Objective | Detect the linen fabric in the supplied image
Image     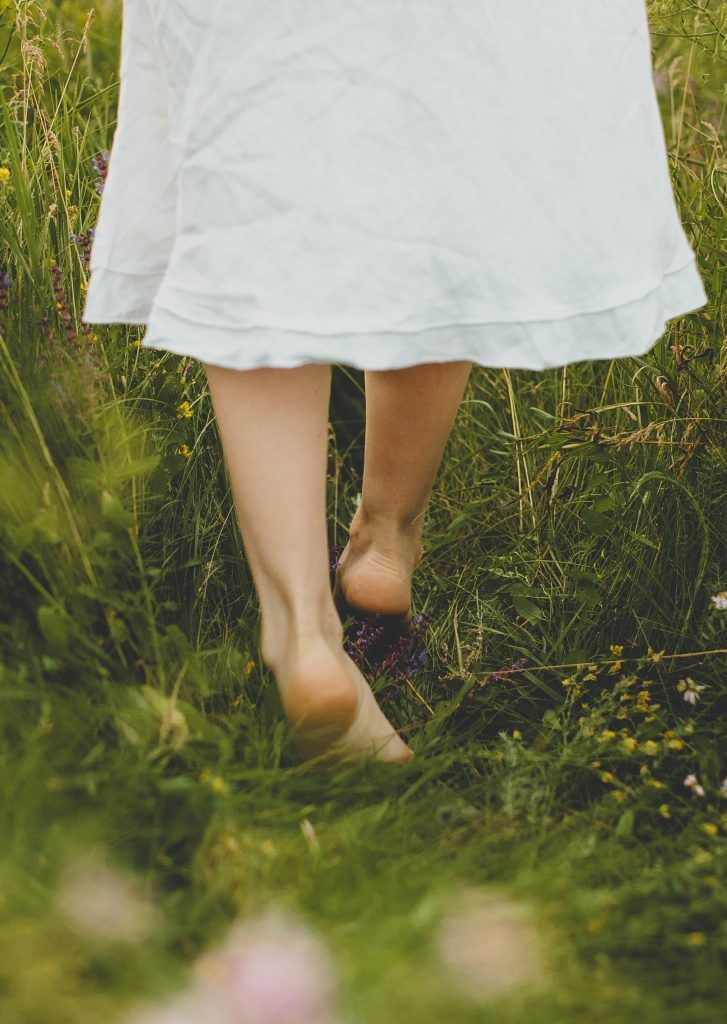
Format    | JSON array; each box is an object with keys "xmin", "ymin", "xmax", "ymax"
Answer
[{"xmin": 82, "ymin": 0, "xmax": 708, "ymax": 371}]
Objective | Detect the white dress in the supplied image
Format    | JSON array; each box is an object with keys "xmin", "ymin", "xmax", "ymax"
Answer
[{"xmin": 82, "ymin": 0, "xmax": 708, "ymax": 372}]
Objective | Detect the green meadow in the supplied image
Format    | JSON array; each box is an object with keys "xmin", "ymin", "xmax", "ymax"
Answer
[{"xmin": 0, "ymin": 2, "xmax": 725, "ymax": 1021}]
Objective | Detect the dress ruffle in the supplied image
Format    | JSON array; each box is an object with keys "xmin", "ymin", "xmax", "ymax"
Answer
[{"xmin": 83, "ymin": 256, "xmax": 707, "ymax": 372}]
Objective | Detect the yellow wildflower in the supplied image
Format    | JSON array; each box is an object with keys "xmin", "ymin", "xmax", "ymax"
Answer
[
  {"xmin": 701, "ymin": 823, "xmax": 718, "ymax": 837},
  {"xmin": 177, "ymin": 444, "xmax": 192, "ymax": 458},
  {"xmin": 667, "ymin": 738, "xmax": 684, "ymax": 751},
  {"xmin": 209, "ymin": 776, "xmax": 228, "ymax": 794},
  {"xmin": 512, "ymin": 729, "xmax": 522, "ymax": 741},
  {"xmin": 641, "ymin": 740, "xmax": 659, "ymax": 756},
  {"xmin": 659, "ymin": 804, "xmax": 671, "ymax": 819},
  {"xmin": 646, "ymin": 779, "xmax": 665, "ymax": 789},
  {"xmin": 0, "ymin": 167, "xmax": 9, "ymax": 183},
  {"xmin": 611, "ymin": 790, "xmax": 627, "ymax": 802},
  {"xmin": 622, "ymin": 737, "xmax": 638, "ymax": 753},
  {"xmin": 561, "ymin": 676, "xmax": 575, "ymax": 687},
  {"xmin": 600, "ymin": 771, "xmax": 615, "ymax": 784},
  {"xmin": 609, "ymin": 644, "xmax": 624, "ymax": 657},
  {"xmin": 686, "ymin": 932, "xmax": 706, "ymax": 948},
  {"xmin": 600, "ymin": 730, "xmax": 616, "ymax": 742},
  {"xmin": 177, "ymin": 400, "xmax": 193, "ymax": 418}
]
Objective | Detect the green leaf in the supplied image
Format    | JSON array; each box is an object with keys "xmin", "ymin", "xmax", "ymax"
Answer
[
  {"xmin": 37, "ymin": 605, "xmax": 69, "ymax": 652},
  {"xmin": 615, "ymin": 808, "xmax": 635, "ymax": 837},
  {"xmin": 511, "ymin": 593, "xmax": 544, "ymax": 622}
]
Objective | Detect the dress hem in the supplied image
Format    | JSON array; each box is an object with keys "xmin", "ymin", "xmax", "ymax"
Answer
[{"xmin": 81, "ymin": 257, "xmax": 708, "ymax": 372}]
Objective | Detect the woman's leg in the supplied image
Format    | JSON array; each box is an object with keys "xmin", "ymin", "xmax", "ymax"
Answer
[
  {"xmin": 336, "ymin": 361, "xmax": 473, "ymax": 615},
  {"xmin": 203, "ymin": 361, "xmax": 412, "ymax": 763}
]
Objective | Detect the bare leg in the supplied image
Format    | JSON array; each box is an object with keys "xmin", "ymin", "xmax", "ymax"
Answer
[
  {"xmin": 337, "ymin": 360, "xmax": 473, "ymax": 615},
  {"xmin": 204, "ymin": 361, "xmax": 412, "ymax": 763}
]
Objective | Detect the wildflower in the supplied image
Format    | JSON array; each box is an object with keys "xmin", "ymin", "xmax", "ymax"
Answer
[
  {"xmin": 177, "ymin": 444, "xmax": 192, "ymax": 458},
  {"xmin": 512, "ymin": 729, "xmax": 522, "ymax": 741},
  {"xmin": 646, "ymin": 648, "xmax": 666, "ymax": 663},
  {"xmin": 686, "ymin": 932, "xmax": 706, "ymax": 948},
  {"xmin": 0, "ymin": 167, "xmax": 9, "ymax": 183},
  {"xmin": 300, "ymin": 819, "xmax": 319, "ymax": 851},
  {"xmin": 194, "ymin": 909, "xmax": 341, "ymax": 1024},
  {"xmin": 677, "ymin": 677, "xmax": 707, "ymax": 706},
  {"xmin": 641, "ymin": 740, "xmax": 659, "ymax": 756},
  {"xmin": 0, "ymin": 266, "xmax": 9, "ymax": 320},
  {"xmin": 646, "ymin": 779, "xmax": 665, "ymax": 789},
  {"xmin": 683, "ymin": 774, "xmax": 706, "ymax": 797},
  {"xmin": 436, "ymin": 888, "xmax": 545, "ymax": 1001},
  {"xmin": 621, "ymin": 737, "xmax": 638, "ymax": 753},
  {"xmin": 209, "ymin": 776, "xmax": 228, "ymax": 794},
  {"xmin": 91, "ymin": 150, "xmax": 109, "ymax": 193},
  {"xmin": 611, "ymin": 790, "xmax": 627, "ymax": 802},
  {"xmin": 668, "ymin": 738, "xmax": 685, "ymax": 751},
  {"xmin": 70, "ymin": 226, "xmax": 95, "ymax": 265},
  {"xmin": 609, "ymin": 644, "xmax": 624, "ymax": 657},
  {"xmin": 56, "ymin": 856, "xmax": 158, "ymax": 943},
  {"xmin": 177, "ymin": 400, "xmax": 193, "ymax": 418},
  {"xmin": 481, "ymin": 657, "xmax": 528, "ymax": 686},
  {"xmin": 701, "ymin": 823, "xmax": 718, "ymax": 837},
  {"xmin": 599, "ymin": 730, "xmax": 616, "ymax": 742},
  {"xmin": 659, "ymin": 804, "xmax": 671, "ymax": 819},
  {"xmin": 561, "ymin": 676, "xmax": 575, "ymax": 688},
  {"xmin": 600, "ymin": 771, "xmax": 615, "ymax": 784},
  {"xmin": 710, "ymin": 592, "xmax": 727, "ymax": 611}
]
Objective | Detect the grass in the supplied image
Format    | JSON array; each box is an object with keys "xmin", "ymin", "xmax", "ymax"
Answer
[{"xmin": 0, "ymin": 1, "xmax": 726, "ymax": 1021}]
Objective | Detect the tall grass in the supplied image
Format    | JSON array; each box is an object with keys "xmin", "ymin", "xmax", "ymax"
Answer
[{"xmin": 0, "ymin": 2, "xmax": 725, "ymax": 1022}]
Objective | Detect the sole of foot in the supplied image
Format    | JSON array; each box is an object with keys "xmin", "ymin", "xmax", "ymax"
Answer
[{"xmin": 278, "ymin": 635, "xmax": 413, "ymax": 765}]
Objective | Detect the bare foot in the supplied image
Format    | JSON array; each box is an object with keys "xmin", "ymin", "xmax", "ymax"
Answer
[
  {"xmin": 264, "ymin": 631, "xmax": 413, "ymax": 764},
  {"xmin": 335, "ymin": 509, "xmax": 423, "ymax": 618}
]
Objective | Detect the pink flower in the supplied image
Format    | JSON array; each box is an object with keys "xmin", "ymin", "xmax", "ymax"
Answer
[
  {"xmin": 194, "ymin": 910, "xmax": 341, "ymax": 1024},
  {"xmin": 122, "ymin": 991, "xmax": 228, "ymax": 1024}
]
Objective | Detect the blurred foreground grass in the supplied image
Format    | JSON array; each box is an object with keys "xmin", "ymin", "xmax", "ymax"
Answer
[{"xmin": 0, "ymin": 2, "xmax": 726, "ymax": 1022}]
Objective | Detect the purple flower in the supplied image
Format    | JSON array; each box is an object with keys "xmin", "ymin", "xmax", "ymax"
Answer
[
  {"xmin": 70, "ymin": 226, "xmax": 95, "ymax": 264},
  {"xmin": 91, "ymin": 149, "xmax": 109, "ymax": 193}
]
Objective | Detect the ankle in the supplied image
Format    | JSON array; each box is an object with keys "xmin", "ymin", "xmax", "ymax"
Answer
[
  {"xmin": 259, "ymin": 593, "xmax": 343, "ymax": 671},
  {"xmin": 348, "ymin": 504, "xmax": 424, "ymax": 566}
]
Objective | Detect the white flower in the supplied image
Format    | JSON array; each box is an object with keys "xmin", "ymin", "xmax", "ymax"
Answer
[
  {"xmin": 436, "ymin": 888, "xmax": 546, "ymax": 1002},
  {"xmin": 56, "ymin": 855, "xmax": 158, "ymax": 944},
  {"xmin": 710, "ymin": 592, "xmax": 727, "ymax": 611},
  {"xmin": 683, "ymin": 774, "xmax": 706, "ymax": 797},
  {"xmin": 676, "ymin": 677, "xmax": 706, "ymax": 705}
]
